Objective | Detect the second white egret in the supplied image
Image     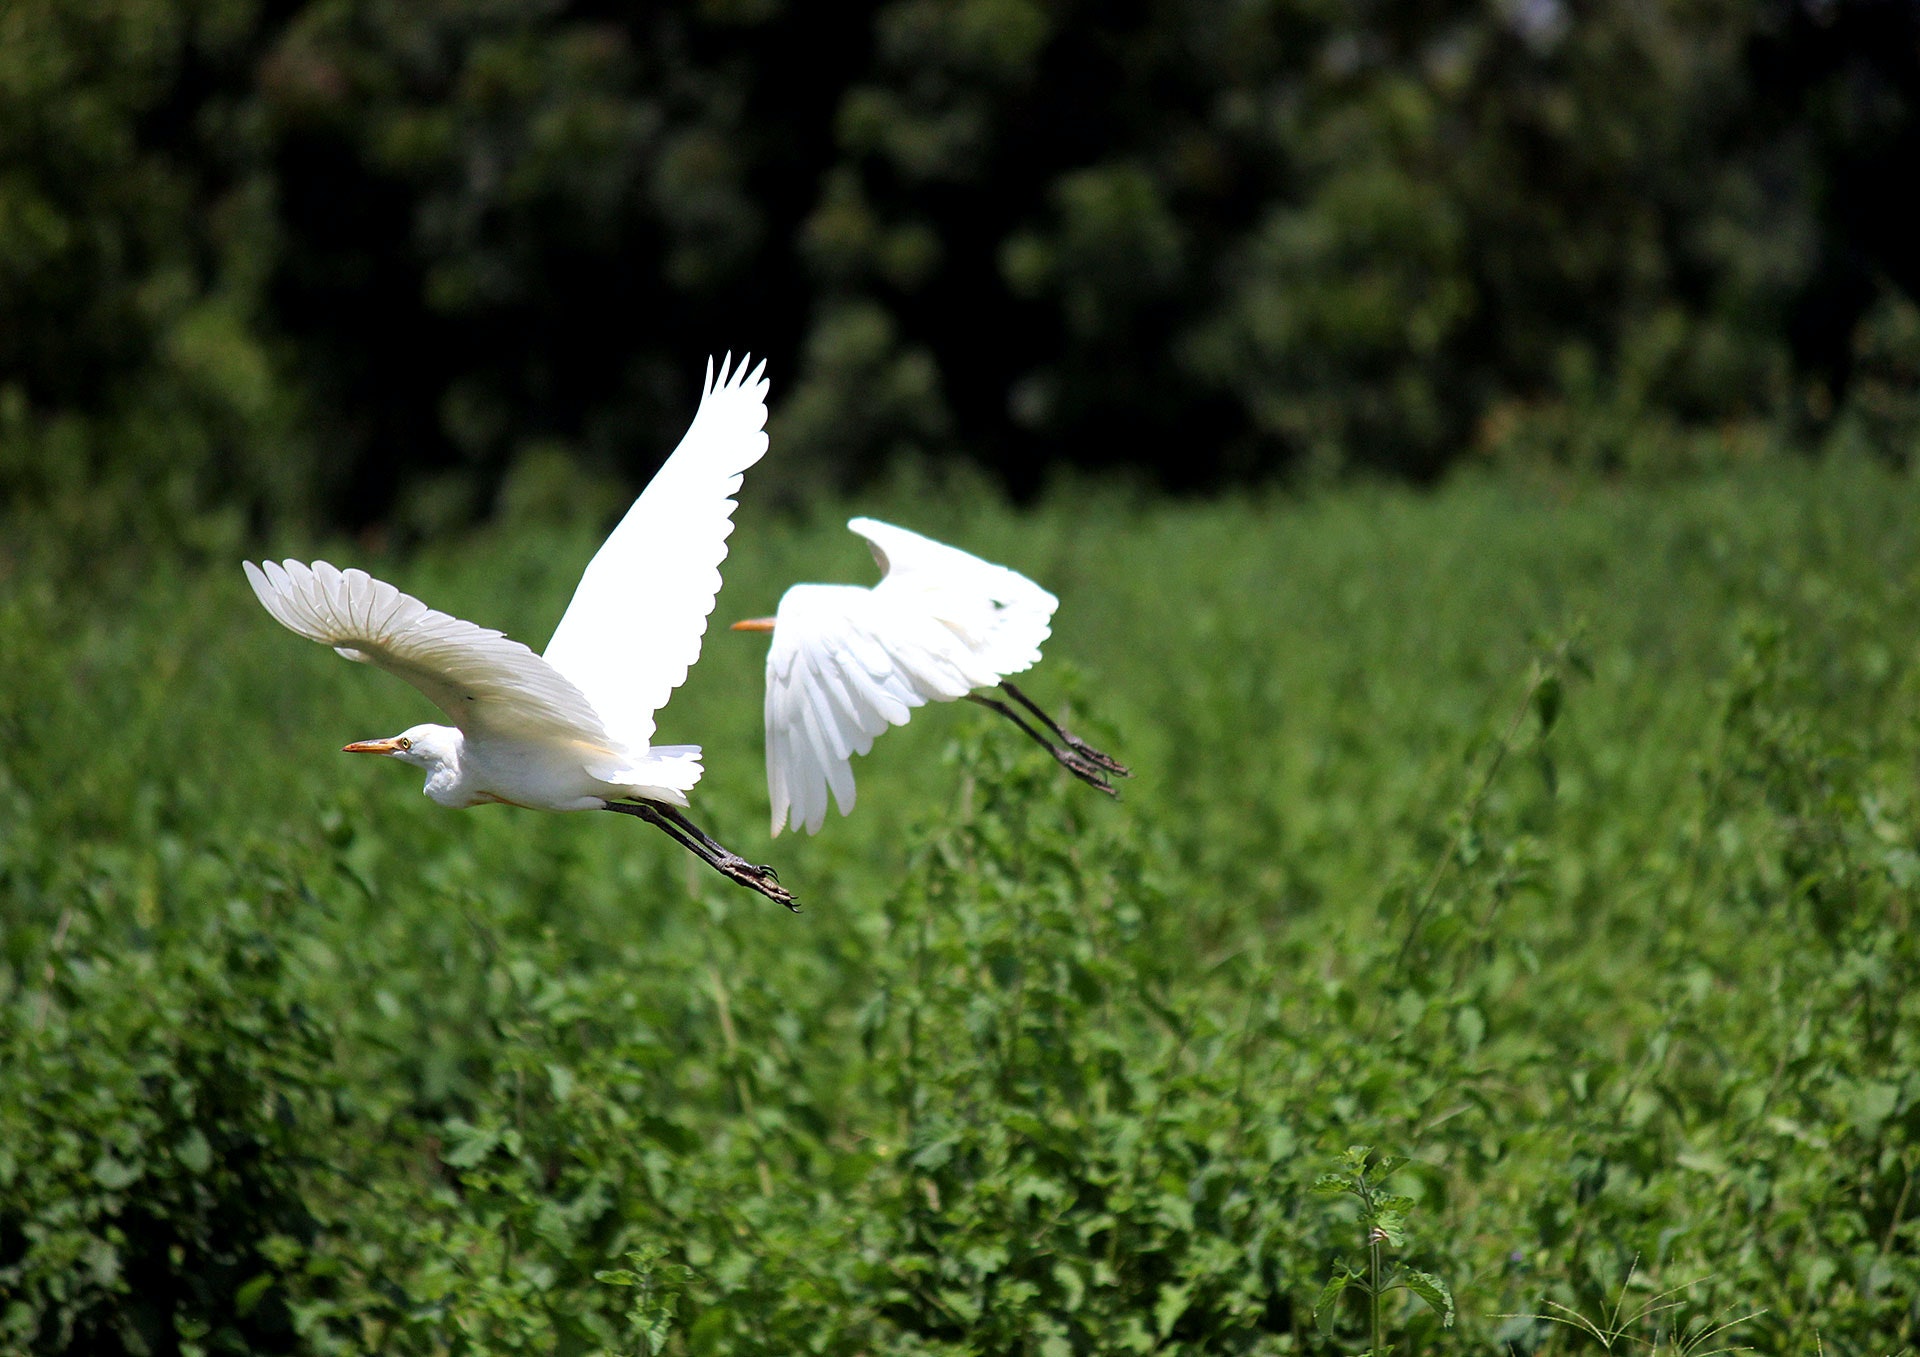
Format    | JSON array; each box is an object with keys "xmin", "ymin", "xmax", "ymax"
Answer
[{"xmin": 731, "ymin": 517, "xmax": 1130, "ymax": 835}]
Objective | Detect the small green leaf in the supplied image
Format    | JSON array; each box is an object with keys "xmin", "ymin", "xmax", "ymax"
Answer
[
  {"xmin": 1314, "ymin": 1267, "xmax": 1352, "ymax": 1331},
  {"xmin": 234, "ymin": 1274, "xmax": 274, "ymax": 1316},
  {"xmin": 910, "ymin": 1134, "xmax": 957, "ymax": 1171},
  {"xmin": 1154, "ymin": 1281, "xmax": 1192, "ymax": 1338},
  {"xmin": 91, "ymin": 1153, "xmax": 140, "ymax": 1190},
  {"xmin": 174, "ymin": 1128, "xmax": 211, "ymax": 1175},
  {"xmin": 1053, "ymin": 1261, "xmax": 1085, "ymax": 1311},
  {"xmin": 440, "ymin": 1120, "xmax": 498, "ymax": 1169},
  {"xmin": 1402, "ymin": 1268, "xmax": 1455, "ymax": 1326},
  {"xmin": 1372, "ymin": 1194, "xmax": 1413, "ymax": 1246},
  {"xmin": 1455, "ymin": 1004, "xmax": 1486, "ymax": 1051},
  {"xmin": 1844, "ymin": 1078, "xmax": 1900, "ymax": 1131},
  {"xmin": 1534, "ymin": 671, "xmax": 1563, "ymax": 735}
]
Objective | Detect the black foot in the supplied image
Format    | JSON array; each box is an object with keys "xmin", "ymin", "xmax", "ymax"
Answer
[
  {"xmin": 1055, "ymin": 745, "xmax": 1122, "ymax": 797},
  {"xmin": 975, "ymin": 681, "xmax": 1133, "ymax": 797},
  {"xmin": 605, "ymin": 802, "xmax": 799, "ymax": 911},
  {"xmin": 712, "ymin": 855, "xmax": 797, "ymax": 911},
  {"xmin": 1059, "ymin": 729, "xmax": 1131, "ymax": 781}
]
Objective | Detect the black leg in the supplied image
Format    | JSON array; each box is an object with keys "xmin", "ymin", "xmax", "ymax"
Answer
[
  {"xmin": 612, "ymin": 801, "xmax": 709, "ymax": 858},
  {"xmin": 604, "ymin": 801, "xmax": 798, "ymax": 911},
  {"xmin": 1000, "ymin": 681, "xmax": 1132, "ymax": 778},
  {"xmin": 966, "ymin": 693, "xmax": 1120, "ymax": 797},
  {"xmin": 656, "ymin": 803, "xmax": 776, "ymax": 878}
]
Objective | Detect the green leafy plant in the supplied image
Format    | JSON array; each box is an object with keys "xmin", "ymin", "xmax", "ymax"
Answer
[
  {"xmin": 594, "ymin": 1245, "xmax": 691, "ymax": 1357},
  {"xmin": 1313, "ymin": 1146, "xmax": 1455, "ymax": 1355},
  {"xmin": 6, "ymin": 458, "xmax": 1920, "ymax": 1353}
]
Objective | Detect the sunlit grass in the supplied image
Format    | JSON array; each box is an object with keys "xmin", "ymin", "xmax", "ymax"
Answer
[{"xmin": 3, "ymin": 454, "xmax": 1918, "ymax": 1351}]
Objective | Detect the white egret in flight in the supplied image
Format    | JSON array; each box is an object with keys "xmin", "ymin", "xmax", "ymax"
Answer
[
  {"xmin": 244, "ymin": 355, "xmax": 795, "ymax": 909},
  {"xmin": 731, "ymin": 517, "xmax": 1130, "ymax": 835}
]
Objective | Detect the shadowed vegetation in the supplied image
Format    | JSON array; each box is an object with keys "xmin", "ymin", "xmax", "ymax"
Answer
[{"xmin": 5, "ymin": 0, "xmax": 1920, "ymax": 544}]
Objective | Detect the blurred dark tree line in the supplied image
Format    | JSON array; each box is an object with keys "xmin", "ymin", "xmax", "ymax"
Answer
[{"xmin": 2, "ymin": 0, "xmax": 1918, "ymax": 541}]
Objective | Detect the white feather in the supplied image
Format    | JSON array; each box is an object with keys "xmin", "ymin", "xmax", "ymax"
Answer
[
  {"xmin": 544, "ymin": 354, "xmax": 770, "ymax": 750},
  {"xmin": 244, "ymin": 559, "xmax": 619, "ymax": 755}
]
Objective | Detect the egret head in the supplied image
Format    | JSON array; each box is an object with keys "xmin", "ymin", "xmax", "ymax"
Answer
[{"xmin": 342, "ymin": 723, "xmax": 461, "ymax": 771}]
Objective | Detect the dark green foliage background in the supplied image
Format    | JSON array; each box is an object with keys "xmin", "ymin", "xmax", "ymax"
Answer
[
  {"xmin": 5, "ymin": 458, "xmax": 1920, "ymax": 1352},
  {"xmin": 5, "ymin": 0, "xmax": 1920, "ymax": 540}
]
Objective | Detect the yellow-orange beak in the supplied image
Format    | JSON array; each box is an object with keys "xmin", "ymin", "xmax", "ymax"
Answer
[
  {"xmin": 342, "ymin": 737, "xmax": 406, "ymax": 755},
  {"xmin": 729, "ymin": 617, "xmax": 777, "ymax": 632}
]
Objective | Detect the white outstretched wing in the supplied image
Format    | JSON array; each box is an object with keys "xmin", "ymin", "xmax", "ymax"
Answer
[
  {"xmin": 762, "ymin": 519, "xmax": 1059, "ymax": 835},
  {"xmin": 544, "ymin": 354, "xmax": 771, "ymax": 750},
  {"xmin": 244, "ymin": 559, "xmax": 621, "ymax": 756}
]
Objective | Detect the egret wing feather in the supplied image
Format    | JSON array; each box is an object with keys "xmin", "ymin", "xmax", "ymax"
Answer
[
  {"xmin": 764, "ymin": 587, "xmax": 912, "ymax": 834},
  {"xmin": 851, "ymin": 517, "xmax": 1058, "ymax": 677},
  {"xmin": 244, "ymin": 559, "xmax": 620, "ymax": 755},
  {"xmin": 544, "ymin": 354, "xmax": 771, "ymax": 751}
]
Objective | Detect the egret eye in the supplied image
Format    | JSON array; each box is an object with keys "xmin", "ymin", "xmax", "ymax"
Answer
[{"xmin": 397, "ymin": 736, "xmax": 413, "ymax": 751}]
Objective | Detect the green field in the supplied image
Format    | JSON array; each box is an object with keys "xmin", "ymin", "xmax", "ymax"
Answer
[{"xmin": 4, "ymin": 457, "xmax": 1918, "ymax": 1354}]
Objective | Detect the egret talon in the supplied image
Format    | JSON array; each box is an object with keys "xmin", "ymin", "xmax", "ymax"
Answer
[
  {"xmin": 1063, "ymin": 733, "xmax": 1131, "ymax": 778},
  {"xmin": 1056, "ymin": 750, "xmax": 1120, "ymax": 796}
]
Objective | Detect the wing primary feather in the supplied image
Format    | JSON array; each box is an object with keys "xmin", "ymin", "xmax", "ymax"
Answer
[
  {"xmin": 543, "ymin": 354, "xmax": 772, "ymax": 751},
  {"xmin": 245, "ymin": 558, "xmax": 619, "ymax": 753}
]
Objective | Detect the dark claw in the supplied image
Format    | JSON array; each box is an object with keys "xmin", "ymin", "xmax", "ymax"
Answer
[
  {"xmin": 717, "ymin": 858, "xmax": 797, "ymax": 911},
  {"xmin": 734, "ymin": 860, "xmax": 795, "ymax": 910},
  {"xmin": 748, "ymin": 872, "xmax": 799, "ymax": 911},
  {"xmin": 1065, "ymin": 734, "xmax": 1131, "ymax": 778},
  {"xmin": 721, "ymin": 859, "xmax": 795, "ymax": 910},
  {"xmin": 1056, "ymin": 748, "xmax": 1120, "ymax": 797}
]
